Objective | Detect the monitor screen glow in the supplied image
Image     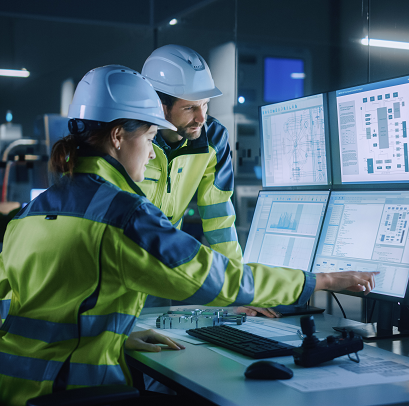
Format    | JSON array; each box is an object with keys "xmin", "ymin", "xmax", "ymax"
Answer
[
  {"xmin": 243, "ymin": 190, "xmax": 329, "ymax": 272},
  {"xmin": 312, "ymin": 190, "xmax": 409, "ymax": 299},
  {"xmin": 335, "ymin": 76, "xmax": 409, "ymax": 185},
  {"xmin": 260, "ymin": 94, "xmax": 329, "ymax": 188}
]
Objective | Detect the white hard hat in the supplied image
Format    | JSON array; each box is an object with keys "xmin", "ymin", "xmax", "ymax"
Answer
[
  {"xmin": 141, "ymin": 44, "xmax": 222, "ymax": 101},
  {"xmin": 68, "ymin": 65, "xmax": 176, "ymax": 131}
]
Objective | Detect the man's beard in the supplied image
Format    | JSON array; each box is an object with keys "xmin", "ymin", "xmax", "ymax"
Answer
[{"xmin": 175, "ymin": 123, "xmax": 203, "ymax": 140}]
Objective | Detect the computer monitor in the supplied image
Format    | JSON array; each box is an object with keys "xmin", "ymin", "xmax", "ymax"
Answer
[
  {"xmin": 312, "ymin": 190, "xmax": 409, "ymax": 338},
  {"xmin": 243, "ymin": 190, "xmax": 329, "ymax": 315},
  {"xmin": 259, "ymin": 93, "xmax": 331, "ymax": 189},
  {"xmin": 244, "ymin": 189, "xmax": 329, "ymax": 269},
  {"xmin": 33, "ymin": 114, "xmax": 70, "ymax": 156},
  {"xmin": 329, "ymin": 75, "xmax": 409, "ymax": 188},
  {"xmin": 264, "ymin": 57, "xmax": 305, "ymax": 103}
]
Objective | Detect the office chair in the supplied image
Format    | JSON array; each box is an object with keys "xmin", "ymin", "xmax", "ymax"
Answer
[{"xmin": 26, "ymin": 385, "xmax": 140, "ymax": 406}]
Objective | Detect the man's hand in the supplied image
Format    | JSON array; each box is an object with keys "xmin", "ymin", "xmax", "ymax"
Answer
[
  {"xmin": 234, "ymin": 306, "xmax": 281, "ymax": 318},
  {"xmin": 315, "ymin": 271, "xmax": 379, "ymax": 295},
  {"xmin": 125, "ymin": 329, "xmax": 186, "ymax": 352}
]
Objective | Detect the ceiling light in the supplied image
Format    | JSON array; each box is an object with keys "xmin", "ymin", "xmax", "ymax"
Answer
[
  {"xmin": 291, "ymin": 73, "xmax": 306, "ymax": 79},
  {"xmin": 169, "ymin": 19, "xmax": 178, "ymax": 26},
  {"xmin": 361, "ymin": 37, "xmax": 409, "ymax": 50},
  {"xmin": 0, "ymin": 68, "xmax": 30, "ymax": 78}
]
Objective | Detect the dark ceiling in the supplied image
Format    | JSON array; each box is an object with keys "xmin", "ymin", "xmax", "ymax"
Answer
[{"xmin": 0, "ymin": 0, "xmax": 217, "ymax": 28}]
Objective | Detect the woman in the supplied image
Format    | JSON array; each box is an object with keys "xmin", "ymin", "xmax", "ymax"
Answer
[{"xmin": 0, "ymin": 65, "xmax": 377, "ymax": 405}]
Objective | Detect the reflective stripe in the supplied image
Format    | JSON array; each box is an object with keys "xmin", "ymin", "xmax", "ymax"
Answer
[
  {"xmin": 125, "ymin": 204, "xmax": 201, "ymax": 268},
  {"xmin": 198, "ymin": 201, "xmax": 234, "ymax": 220},
  {"xmin": 2, "ymin": 313, "xmax": 135, "ymax": 343},
  {"xmin": 84, "ymin": 183, "xmax": 119, "ymax": 222},
  {"xmin": 0, "ymin": 353, "xmax": 126, "ymax": 386},
  {"xmin": 0, "ymin": 299, "xmax": 10, "ymax": 319},
  {"xmin": 0, "ymin": 352, "xmax": 62, "ymax": 381},
  {"xmin": 204, "ymin": 226, "xmax": 238, "ymax": 245},
  {"xmin": 4, "ymin": 316, "xmax": 78, "ymax": 343},
  {"xmin": 80, "ymin": 313, "xmax": 136, "ymax": 337},
  {"xmin": 185, "ymin": 252, "xmax": 228, "ymax": 304},
  {"xmin": 230, "ymin": 265, "xmax": 255, "ymax": 306}
]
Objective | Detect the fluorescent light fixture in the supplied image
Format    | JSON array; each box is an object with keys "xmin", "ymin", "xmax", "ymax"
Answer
[
  {"xmin": 361, "ymin": 37, "xmax": 409, "ymax": 50},
  {"xmin": 0, "ymin": 68, "xmax": 30, "ymax": 78},
  {"xmin": 290, "ymin": 73, "xmax": 306, "ymax": 79},
  {"xmin": 169, "ymin": 18, "xmax": 178, "ymax": 25}
]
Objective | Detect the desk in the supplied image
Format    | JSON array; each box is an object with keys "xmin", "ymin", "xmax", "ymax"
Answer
[{"xmin": 126, "ymin": 306, "xmax": 409, "ymax": 406}]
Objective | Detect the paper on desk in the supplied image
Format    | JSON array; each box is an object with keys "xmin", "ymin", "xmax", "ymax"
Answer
[
  {"xmin": 208, "ymin": 345, "xmax": 409, "ymax": 392},
  {"xmin": 232, "ymin": 318, "xmax": 301, "ymax": 337}
]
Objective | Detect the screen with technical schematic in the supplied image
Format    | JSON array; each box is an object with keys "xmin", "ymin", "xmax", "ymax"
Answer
[
  {"xmin": 312, "ymin": 190, "xmax": 409, "ymax": 299},
  {"xmin": 334, "ymin": 76, "xmax": 409, "ymax": 185},
  {"xmin": 259, "ymin": 93, "xmax": 330, "ymax": 188}
]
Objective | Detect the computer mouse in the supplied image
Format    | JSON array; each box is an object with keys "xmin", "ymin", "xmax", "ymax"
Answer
[{"xmin": 244, "ymin": 360, "xmax": 293, "ymax": 380}]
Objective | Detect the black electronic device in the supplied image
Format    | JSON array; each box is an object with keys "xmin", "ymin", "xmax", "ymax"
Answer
[
  {"xmin": 244, "ymin": 360, "xmax": 293, "ymax": 380},
  {"xmin": 186, "ymin": 325, "xmax": 295, "ymax": 359},
  {"xmin": 271, "ymin": 304, "xmax": 325, "ymax": 317},
  {"xmin": 293, "ymin": 316, "xmax": 364, "ymax": 367}
]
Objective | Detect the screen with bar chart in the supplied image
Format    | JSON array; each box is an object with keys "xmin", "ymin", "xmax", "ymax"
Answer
[{"xmin": 243, "ymin": 190, "xmax": 329, "ymax": 272}]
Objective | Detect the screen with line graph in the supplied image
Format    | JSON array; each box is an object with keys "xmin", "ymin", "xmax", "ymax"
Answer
[
  {"xmin": 259, "ymin": 93, "xmax": 331, "ymax": 188},
  {"xmin": 243, "ymin": 190, "xmax": 329, "ymax": 272}
]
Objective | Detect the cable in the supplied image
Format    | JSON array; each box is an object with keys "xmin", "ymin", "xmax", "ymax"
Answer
[
  {"xmin": 348, "ymin": 352, "xmax": 360, "ymax": 363},
  {"xmin": 331, "ymin": 292, "xmax": 347, "ymax": 319}
]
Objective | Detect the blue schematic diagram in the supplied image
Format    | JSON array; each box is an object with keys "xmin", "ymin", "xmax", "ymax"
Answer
[{"xmin": 269, "ymin": 106, "xmax": 327, "ymax": 184}]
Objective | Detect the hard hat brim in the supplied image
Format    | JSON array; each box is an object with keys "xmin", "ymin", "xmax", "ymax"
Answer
[
  {"xmin": 176, "ymin": 86, "xmax": 223, "ymax": 101},
  {"xmin": 68, "ymin": 104, "xmax": 177, "ymax": 132}
]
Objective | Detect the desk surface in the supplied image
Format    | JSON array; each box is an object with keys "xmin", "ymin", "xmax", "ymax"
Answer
[{"xmin": 127, "ymin": 306, "xmax": 409, "ymax": 406}]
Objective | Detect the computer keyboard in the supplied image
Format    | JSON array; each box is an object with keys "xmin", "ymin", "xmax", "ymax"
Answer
[{"xmin": 186, "ymin": 325, "xmax": 295, "ymax": 359}]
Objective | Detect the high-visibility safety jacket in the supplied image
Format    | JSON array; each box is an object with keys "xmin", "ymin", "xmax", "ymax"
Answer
[
  {"xmin": 0, "ymin": 152, "xmax": 315, "ymax": 405},
  {"xmin": 139, "ymin": 116, "xmax": 242, "ymax": 261}
]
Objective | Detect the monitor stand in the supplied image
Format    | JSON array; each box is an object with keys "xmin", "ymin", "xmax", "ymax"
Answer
[{"xmin": 333, "ymin": 302, "xmax": 409, "ymax": 340}]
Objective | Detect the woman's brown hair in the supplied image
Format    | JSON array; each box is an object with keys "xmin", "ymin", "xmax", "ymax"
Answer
[{"xmin": 48, "ymin": 119, "xmax": 150, "ymax": 179}]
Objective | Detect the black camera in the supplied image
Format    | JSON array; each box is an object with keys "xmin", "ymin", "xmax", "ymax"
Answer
[{"xmin": 293, "ymin": 316, "xmax": 364, "ymax": 367}]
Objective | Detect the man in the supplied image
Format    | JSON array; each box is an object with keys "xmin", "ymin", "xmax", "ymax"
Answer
[{"xmin": 140, "ymin": 44, "xmax": 277, "ymax": 317}]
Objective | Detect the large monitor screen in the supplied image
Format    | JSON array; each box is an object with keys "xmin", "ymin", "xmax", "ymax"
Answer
[
  {"xmin": 260, "ymin": 94, "xmax": 330, "ymax": 188},
  {"xmin": 264, "ymin": 57, "xmax": 304, "ymax": 103},
  {"xmin": 334, "ymin": 76, "xmax": 409, "ymax": 185},
  {"xmin": 312, "ymin": 190, "xmax": 409, "ymax": 300},
  {"xmin": 243, "ymin": 190, "xmax": 329, "ymax": 272}
]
